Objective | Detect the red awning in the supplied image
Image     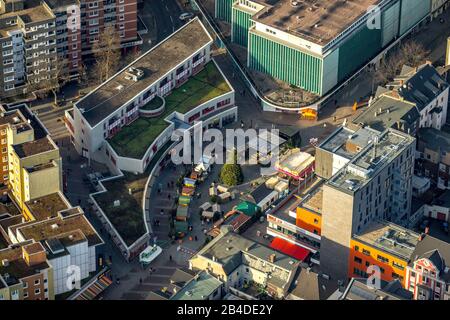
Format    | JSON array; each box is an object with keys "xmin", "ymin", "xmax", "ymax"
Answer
[{"xmin": 270, "ymin": 237, "xmax": 310, "ymax": 261}]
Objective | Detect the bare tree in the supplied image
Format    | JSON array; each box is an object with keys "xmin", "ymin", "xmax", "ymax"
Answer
[
  {"xmin": 29, "ymin": 58, "xmax": 70, "ymax": 106},
  {"xmin": 92, "ymin": 25, "xmax": 122, "ymax": 84},
  {"xmin": 375, "ymin": 40, "xmax": 429, "ymax": 87},
  {"xmin": 399, "ymin": 40, "xmax": 429, "ymax": 68}
]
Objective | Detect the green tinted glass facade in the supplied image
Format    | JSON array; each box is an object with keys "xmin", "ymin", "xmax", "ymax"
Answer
[
  {"xmin": 337, "ymin": 25, "xmax": 382, "ymax": 82},
  {"xmin": 215, "ymin": 0, "xmax": 233, "ymax": 23},
  {"xmin": 231, "ymin": 7, "xmax": 252, "ymax": 47},
  {"xmin": 248, "ymin": 32, "xmax": 323, "ymax": 95}
]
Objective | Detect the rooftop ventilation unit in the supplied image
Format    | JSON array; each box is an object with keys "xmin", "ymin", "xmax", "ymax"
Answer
[{"xmin": 125, "ymin": 67, "xmax": 144, "ymax": 82}]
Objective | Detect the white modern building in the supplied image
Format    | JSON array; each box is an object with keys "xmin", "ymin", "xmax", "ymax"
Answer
[{"xmin": 66, "ymin": 18, "xmax": 237, "ymax": 174}]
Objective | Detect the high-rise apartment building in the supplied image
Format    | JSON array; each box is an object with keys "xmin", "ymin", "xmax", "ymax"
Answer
[
  {"xmin": 0, "ymin": 0, "xmax": 57, "ymax": 99},
  {"xmin": 0, "ymin": 0, "xmax": 140, "ymax": 100},
  {"xmin": 319, "ymin": 128, "xmax": 416, "ymax": 281}
]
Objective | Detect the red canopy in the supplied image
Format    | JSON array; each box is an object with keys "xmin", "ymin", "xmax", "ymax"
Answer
[{"xmin": 270, "ymin": 237, "xmax": 310, "ymax": 261}]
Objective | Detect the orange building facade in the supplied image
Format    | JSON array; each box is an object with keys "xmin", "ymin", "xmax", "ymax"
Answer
[
  {"xmin": 296, "ymin": 206, "xmax": 322, "ymax": 236},
  {"xmin": 348, "ymin": 238, "xmax": 409, "ymax": 285}
]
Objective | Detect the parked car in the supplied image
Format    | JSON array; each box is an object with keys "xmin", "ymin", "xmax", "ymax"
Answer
[{"xmin": 179, "ymin": 12, "xmax": 194, "ymax": 21}]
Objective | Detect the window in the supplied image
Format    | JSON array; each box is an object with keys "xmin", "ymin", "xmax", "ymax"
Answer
[
  {"xmin": 35, "ymin": 289, "xmax": 40, "ymax": 295},
  {"xmin": 354, "ymin": 256, "xmax": 362, "ymax": 264},
  {"xmin": 362, "ymin": 249, "xmax": 371, "ymax": 256},
  {"xmin": 377, "ymin": 255, "xmax": 389, "ymax": 263},
  {"xmin": 392, "ymin": 261, "xmax": 404, "ymax": 270}
]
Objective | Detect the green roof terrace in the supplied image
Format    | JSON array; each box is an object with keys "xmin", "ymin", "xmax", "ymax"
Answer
[{"xmin": 107, "ymin": 61, "xmax": 232, "ymax": 159}]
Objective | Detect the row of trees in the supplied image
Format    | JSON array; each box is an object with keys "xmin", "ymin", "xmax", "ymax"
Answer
[{"xmin": 32, "ymin": 26, "xmax": 141, "ymax": 105}]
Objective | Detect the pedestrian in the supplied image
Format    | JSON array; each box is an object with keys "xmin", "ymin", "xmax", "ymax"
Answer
[
  {"xmin": 169, "ymin": 255, "xmax": 172, "ymax": 261},
  {"xmin": 167, "ymin": 182, "xmax": 170, "ymax": 188},
  {"xmin": 168, "ymin": 194, "xmax": 171, "ymax": 200},
  {"xmin": 194, "ymin": 235, "xmax": 198, "ymax": 241},
  {"xmin": 160, "ymin": 209, "xmax": 164, "ymax": 215},
  {"xmin": 139, "ymin": 278, "xmax": 142, "ymax": 284}
]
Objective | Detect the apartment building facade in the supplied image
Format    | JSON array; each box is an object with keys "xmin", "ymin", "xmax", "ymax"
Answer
[
  {"xmin": 0, "ymin": 0, "xmax": 140, "ymax": 100},
  {"xmin": 0, "ymin": 0, "xmax": 57, "ymax": 99},
  {"xmin": 0, "ymin": 103, "xmax": 63, "ymax": 213},
  {"xmin": 416, "ymin": 128, "xmax": 450, "ymax": 190},
  {"xmin": 0, "ymin": 241, "xmax": 54, "ymax": 300},
  {"xmin": 404, "ymin": 234, "xmax": 450, "ymax": 300},
  {"xmin": 320, "ymin": 129, "xmax": 416, "ymax": 282},
  {"xmin": 79, "ymin": 0, "xmax": 138, "ymax": 55}
]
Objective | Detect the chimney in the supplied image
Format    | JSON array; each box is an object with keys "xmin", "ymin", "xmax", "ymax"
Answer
[{"xmin": 268, "ymin": 254, "xmax": 276, "ymax": 263}]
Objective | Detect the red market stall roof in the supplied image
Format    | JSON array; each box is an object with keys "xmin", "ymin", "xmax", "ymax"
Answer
[{"xmin": 270, "ymin": 237, "xmax": 310, "ymax": 261}]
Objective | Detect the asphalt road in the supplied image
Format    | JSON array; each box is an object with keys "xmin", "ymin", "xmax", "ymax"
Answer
[{"xmin": 144, "ymin": 0, "xmax": 184, "ymax": 42}]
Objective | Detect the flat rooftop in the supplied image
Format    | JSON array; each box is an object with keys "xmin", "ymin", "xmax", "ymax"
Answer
[
  {"xmin": 76, "ymin": 18, "xmax": 213, "ymax": 127},
  {"xmin": 171, "ymin": 271, "xmax": 222, "ymax": 300},
  {"xmin": 0, "ymin": 2, "xmax": 54, "ymax": 24},
  {"xmin": 318, "ymin": 126, "xmax": 378, "ymax": 160},
  {"xmin": 25, "ymin": 192, "xmax": 69, "ymax": 221},
  {"xmin": 17, "ymin": 211, "xmax": 103, "ymax": 247},
  {"xmin": 0, "ymin": 109, "xmax": 33, "ymax": 135},
  {"xmin": 327, "ymin": 129, "xmax": 414, "ymax": 194},
  {"xmin": 107, "ymin": 61, "xmax": 231, "ymax": 159},
  {"xmin": 252, "ymin": 0, "xmax": 383, "ymax": 46},
  {"xmin": 13, "ymin": 136, "xmax": 56, "ymax": 158},
  {"xmin": 92, "ymin": 172, "xmax": 149, "ymax": 246},
  {"xmin": 298, "ymin": 183, "xmax": 323, "ymax": 214},
  {"xmin": 198, "ymin": 229, "xmax": 299, "ymax": 273},
  {"xmin": 353, "ymin": 221, "xmax": 420, "ymax": 260},
  {"xmin": 0, "ymin": 244, "xmax": 50, "ymax": 284},
  {"xmin": 353, "ymin": 95, "xmax": 419, "ymax": 132}
]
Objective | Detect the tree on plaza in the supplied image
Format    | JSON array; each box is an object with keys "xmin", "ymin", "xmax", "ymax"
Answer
[{"xmin": 219, "ymin": 149, "xmax": 243, "ymax": 186}]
